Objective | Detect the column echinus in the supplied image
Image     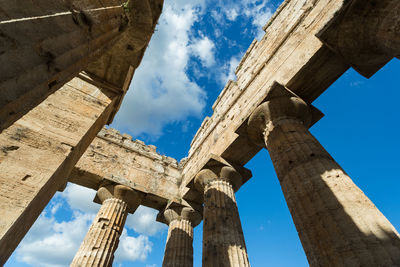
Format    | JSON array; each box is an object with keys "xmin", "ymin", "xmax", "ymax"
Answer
[
  {"xmin": 159, "ymin": 206, "xmax": 202, "ymax": 267},
  {"xmin": 71, "ymin": 184, "xmax": 144, "ymax": 266},
  {"xmin": 195, "ymin": 162, "xmax": 251, "ymax": 267},
  {"xmin": 247, "ymin": 82, "xmax": 400, "ymax": 266}
]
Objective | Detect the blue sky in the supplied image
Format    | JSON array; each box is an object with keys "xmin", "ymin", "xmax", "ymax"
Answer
[{"xmin": 6, "ymin": 0, "xmax": 400, "ymax": 266}]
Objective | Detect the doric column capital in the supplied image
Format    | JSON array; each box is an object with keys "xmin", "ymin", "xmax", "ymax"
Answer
[
  {"xmin": 194, "ymin": 166, "xmax": 243, "ymax": 192},
  {"xmin": 247, "ymin": 83, "xmax": 312, "ymax": 147},
  {"xmin": 161, "ymin": 206, "xmax": 202, "ymax": 227},
  {"xmin": 96, "ymin": 184, "xmax": 144, "ymax": 213}
]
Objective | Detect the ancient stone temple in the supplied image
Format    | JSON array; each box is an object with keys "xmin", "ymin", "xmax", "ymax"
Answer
[{"xmin": 0, "ymin": 0, "xmax": 399, "ymax": 266}]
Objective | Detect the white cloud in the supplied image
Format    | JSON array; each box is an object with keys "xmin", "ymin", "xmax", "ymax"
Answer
[
  {"xmin": 213, "ymin": 0, "xmax": 273, "ymax": 39},
  {"xmin": 63, "ymin": 183, "xmax": 99, "ymax": 214},
  {"xmin": 126, "ymin": 206, "xmax": 166, "ymax": 236},
  {"xmin": 225, "ymin": 8, "xmax": 239, "ymax": 21},
  {"xmin": 219, "ymin": 54, "xmax": 241, "ymax": 85},
  {"xmin": 112, "ymin": 1, "xmax": 207, "ymax": 138},
  {"xmin": 191, "ymin": 36, "xmax": 216, "ymax": 67},
  {"xmin": 15, "ymin": 210, "xmax": 94, "ymax": 267},
  {"xmin": 115, "ymin": 230, "xmax": 152, "ymax": 262},
  {"xmin": 14, "ymin": 184, "xmax": 164, "ymax": 267}
]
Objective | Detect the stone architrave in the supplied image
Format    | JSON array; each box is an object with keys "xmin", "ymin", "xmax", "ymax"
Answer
[
  {"xmin": 71, "ymin": 184, "xmax": 144, "ymax": 266},
  {"xmin": 160, "ymin": 206, "xmax": 202, "ymax": 267},
  {"xmin": 195, "ymin": 166, "xmax": 250, "ymax": 267},
  {"xmin": 0, "ymin": 75, "xmax": 118, "ymax": 265},
  {"xmin": 247, "ymin": 83, "xmax": 400, "ymax": 266},
  {"xmin": 317, "ymin": 0, "xmax": 400, "ymax": 78}
]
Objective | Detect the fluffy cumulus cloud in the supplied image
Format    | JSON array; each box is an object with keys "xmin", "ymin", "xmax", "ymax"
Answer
[
  {"xmin": 126, "ymin": 206, "xmax": 166, "ymax": 236},
  {"xmin": 115, "ymin": 230, "xmax": 152, "ymax": 262},
  {"xmin": 13, "ymin": 184, "xmax": 164, "ymax": 267},
  {"xmin": 15, "ymin": 206, "xmax": 94, "ymax": 267},
  {"xmin": 111, "ymin": 0, "xmax": 273, "ymax": 138},
  {"xmin": 191, "ymin": 35, "xmax": 216, "ymax": 67},
  {"xmin": 112, "ymin": 0, "xmax": 209, "ymax": 138}
]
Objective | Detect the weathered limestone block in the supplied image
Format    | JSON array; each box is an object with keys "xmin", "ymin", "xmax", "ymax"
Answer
[
  {"xmin": 0, "ymin": 0, "xmax": 164, "ymax": 132},
  {"xmin": 317, "ymin": 0, "xmax": 400, "ymax": 77},
  {"xmin": 0, "ymin": 75, "xmax": 118, "ymax": 265},
  {"xmin": 159, "ymin": 206, "xmax": 202, "ymax": 267},
  {"xmin": 247, "ymin": 83, "xmax": 400, "ymax": 266},
  {"xmin": 0, "ymin": 0, "xmax": 125, "ymax": 131},
  {"xmin": 69, "ymin": 127, "xmax": 182, "ymax": 210},
  {"xmin": 71, "ymin": 184, "xmax": 143, "ymax": 266},
  {"xmin": 195, "ymin": 166, "xmax": 250, "ymax": 267},
  {"xmin": 86, "ymin": 0, "xmax": 164, "ymax": 87}
]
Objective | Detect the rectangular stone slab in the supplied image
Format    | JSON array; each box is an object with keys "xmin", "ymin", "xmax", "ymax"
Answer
[
  {"xmin": 0, "ymin": 76, "xmax": 118, "ymax": 265},
  {"xmin": 69, "ymin": 127, "xmax": 182, "ymax": 210}
]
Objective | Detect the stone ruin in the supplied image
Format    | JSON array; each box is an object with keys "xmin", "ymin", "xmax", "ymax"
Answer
[{"xmin": 0, "ymin": 0, "xmax": 399, "ymax": 266}]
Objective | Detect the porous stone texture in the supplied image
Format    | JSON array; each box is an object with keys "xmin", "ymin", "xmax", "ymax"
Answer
[
  {"xmin": 70, "ymin": 127, "xmax": 182, "ymax": 210},
  {"xmin": 71, "ymin": 184, "xmax": 143, "ymax": 266},
  {"xmin": 195, "ymin": 168, "xmax": 250, "ymax": 267},
  {"xmin": 0, "ymin": 0, "xmax": 163, "ymax": 132},
  {"xmin": 247, "ymin": 84, "xmax": 400, "ymax": 266},
  {"xmin": 0, "ymin": 75, "xmax": 118, "ymax": 265},
  {"xmin": 0, "ymin": 0, "xmax": 124, "ymax": 132},
  {"xmin": 163, "ymin": 220, "xmax": 194, "ymax": 267},
  {"xmin": 161, "ymin": 207, "xmax": 201, "ymax": 267},
  {"xmin": 317, "ymin": 0, "xmax": 400, "ymax": 77},
  {"xmin": 71, "ymin": 198, "xmax": 127, "ymax": 267}
]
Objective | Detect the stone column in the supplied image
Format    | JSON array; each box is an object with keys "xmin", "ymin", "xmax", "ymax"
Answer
[
  {"xmin": 195, "ymin": 166, "xmax": 250, "ymax": 267},
  {"xmin": 247, "ymin": 83, "xmax": 400, "ymax": 266},
  {"xmin": 71, "ymin": 184, "xmax": 143, "ymax": 266},
  {"xmin": 160, "ymin": 206, "xmax": 202, "ymax": 267}
]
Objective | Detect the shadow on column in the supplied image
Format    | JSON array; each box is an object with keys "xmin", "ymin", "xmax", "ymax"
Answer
[
  {"xmin": 203, "ymin": 187, "xmax": 249, "ymax": 267},
  {"xmin": 163, "ymin": 227, "xmax": 194, "ymax": 267},
  {"xmin": 276, "ymin": 157, "xmax": 400, "ymax": 266}
]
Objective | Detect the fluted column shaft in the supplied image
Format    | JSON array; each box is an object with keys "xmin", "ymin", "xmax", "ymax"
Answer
[
  {"xmin": 71, "ymin": 197, "xmax": 128, "ymax": 266},
  {"xmin": 163, "ymin": 219, "xmax": 194, "ymax": 267},
  {"xmin": 268, "ymin": 118, "xmax": 400, "ymax": 266},
  {"xmin": 202, "ymin": 178, "xmax": 250, "ymax": 267},
  {"xmin": 248, "ymin": 85, "xmax": 400, "ymax": 266}
]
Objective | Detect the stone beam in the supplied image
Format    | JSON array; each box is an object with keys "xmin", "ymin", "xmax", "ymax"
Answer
[
  {"xmin": 0, "ymin": 0, "xmax": 163, "ymax": 132},
  {"xmin": 0, "ymin": 75, "xmax": 120, "ymax": 265},
  {"xmin": 180, "ymin": 0, "xmax": 399, "ymax": 196},
  {"xmin": 317, "ymin": 0, "xmax": 400, "ymax": 78},
  {"xmin": 69, "ymin": 127, "xmax": 182, "ymax": 210}
]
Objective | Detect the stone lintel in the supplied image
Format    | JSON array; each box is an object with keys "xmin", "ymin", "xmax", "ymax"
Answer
[
  {"xmin": 70, "ymin": 127, "xmax": 182, "ymax": 211},
  {"xmin": 316, "ymin": 0, "xmax": 399, "ymax": 78},
  {"xmin": 92, "ymin": 176, "xmax": 184, "ymax": 212},
  {"xmin": 85, "ymin": 0, "xmax": 164, "ymax": 88}
]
